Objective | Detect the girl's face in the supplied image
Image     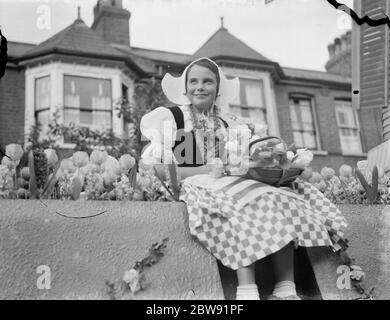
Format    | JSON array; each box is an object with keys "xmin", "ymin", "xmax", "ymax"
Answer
[{"xmin": 186, "ymin": 65, "xmax": 218, "ymax": 111}]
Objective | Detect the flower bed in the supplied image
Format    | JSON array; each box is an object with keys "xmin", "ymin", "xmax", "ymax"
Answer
[{"xmin": 0, "ymin": 144, "xmax": 173, "ymax": 202}]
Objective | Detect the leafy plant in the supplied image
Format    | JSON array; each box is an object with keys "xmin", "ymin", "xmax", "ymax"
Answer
[
  {"xmin": 105, "ymin": 238, "xmax": 169, "ymax": 300},
  {"xmin": 355, "ymin": 165, "xmax": 379, "ymax": 205}
]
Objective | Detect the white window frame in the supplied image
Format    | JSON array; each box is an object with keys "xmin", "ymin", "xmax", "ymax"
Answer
[
  {"xmin": 63, "ymin": 74, "xmax": 113, "ymax": 134},
  {"xmin": 25, "ymin": 62, "xmax": 134, "ymax": 148},
  {"xmin": 221, "ymin": 67, "xmax": 280, "ymax": 137},
  {"xmin": 229, "ymin": 77, "xmax": 267, "ymax": 125},
  {"xmin": 334, "ymin": 99, "xmax": 364, "ymax": 156},
  {"xmin": 288, "ymin": 94, "xmax": 323, "ymax": 152}
]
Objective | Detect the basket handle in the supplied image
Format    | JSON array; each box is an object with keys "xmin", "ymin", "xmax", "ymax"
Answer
[{"xmin": 249, "ymin": 136, "xmax": 287, "ymax": 154}]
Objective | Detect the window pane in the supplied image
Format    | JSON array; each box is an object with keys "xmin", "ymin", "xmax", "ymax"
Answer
[
  {"xmin": 290, "ymin": 97, "xmax": 318, "ymax": 149},
  {"xmin": 36, "ymin": 110, "xmax": 50, "ymax": 137},
  {"xmin": 242, "ymin": 79, "xmax": 264, "ymax": 107},
  {"xmin": 64, "ymin": 75, "xmax": 112, "ymax": 130},
  {"xmin": 80, "ymin": 110, "xmax": 93, "ymax": 125},
  {"xmin": 335, "ymin": 99, "xmax": 362, "ymax": 154},
  {"xmin": 241, "ymin": 107, "xmax": 250, "ymax": 118},
  {"xmin": 335, "ymin": 100, "xmax": 356, "ymax": 127},
  {"xmin": 64, "ymin": 108, "xmax": 79, "ymax": 125},
  {"xmin": 302, "ymin": 131, "xmax": 317, "ymax": 149},
  {"xmin": 35, "ymin": 76, "xmax": 50, "ymax": 111},
  {"xmin": 293, "ymin": 131, "xmax": 303, "ymax": 148},
  {"xmin": 289, "ymin": 104, "xmax": 301, "ymax": 130},
  {"xmin": 301, "ymin": 105, "xmax": 314, "ymax": 131},
  {"xmin": 249, "ymin": 108, "xmax": 266, "ymax": 122},
  {"xmin": 93, "ymin": 111, "xmax": 112, "ymax": 131},
  {"xmin": 229, "ymin": 105, "xmax": 242, "ymax": 117}
]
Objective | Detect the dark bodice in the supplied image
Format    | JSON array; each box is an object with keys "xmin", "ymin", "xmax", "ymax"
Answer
[{"xmin": 167, "ymin": 106, "xmax": 228, "ymax": 168}]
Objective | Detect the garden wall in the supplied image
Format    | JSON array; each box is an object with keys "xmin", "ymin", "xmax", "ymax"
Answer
[
  {"xmin": 0, "ymin": 200, "xmax": 224, "ymax": 300},
  {"xmin": 308, "ymin": 205, "xmax": 390, "ymax": 300},
  {"xmin": 1, "ymin": 200, "xmax": 390, "ymax": 300}
]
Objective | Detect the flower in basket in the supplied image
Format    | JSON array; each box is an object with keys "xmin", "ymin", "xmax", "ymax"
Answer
[
  {"xmin": 119, "ymin": 154, "xmax": 136, "ymax": 174},
  {"xmin": 251, "ymin": 123, "xmax": 268, "ymax": 138},
  {"xmin": 290, "ymin": 148, "xmax": 313, "ymax": 169},
  {"xmin": 299, "ymin": 166, "xmax": 313, "ymax": 181}
]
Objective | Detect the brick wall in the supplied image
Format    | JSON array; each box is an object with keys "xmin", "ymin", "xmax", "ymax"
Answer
[
  {"xmin": 274, "ymin": 83, "xmax": 366, "ymax": 172},
  {"xmin": 0, "ymin": 67, "xmax": 26, "ymax": 146},
  {"xmin": 92, "ymin": 6, "xmax": 130, "ymax": 46}
]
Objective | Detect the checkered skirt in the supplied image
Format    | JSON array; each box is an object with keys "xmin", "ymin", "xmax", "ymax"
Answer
[{"xmin": 179, "ymin": 176, "xmax": 347, "ymax": 270}]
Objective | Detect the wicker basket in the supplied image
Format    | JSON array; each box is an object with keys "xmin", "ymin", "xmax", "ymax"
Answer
[{"xmin": 245, "ymin": 136, "xmax": 303, "ymax": 187}]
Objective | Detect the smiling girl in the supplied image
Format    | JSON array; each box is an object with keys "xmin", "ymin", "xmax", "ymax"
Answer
[{"xmin": 140, "ymin": 57, "xmax": 347, "ymax": 300}]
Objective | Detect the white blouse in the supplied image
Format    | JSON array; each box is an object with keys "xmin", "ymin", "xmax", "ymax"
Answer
[{"xmin": 140, "ymin": 104, "xmax": 238, "ymax": 165}]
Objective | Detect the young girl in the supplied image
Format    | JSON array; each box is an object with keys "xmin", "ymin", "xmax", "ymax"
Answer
[{"xmin": 140, "ymin": 57, "xmax": 347, "ymax": 300}]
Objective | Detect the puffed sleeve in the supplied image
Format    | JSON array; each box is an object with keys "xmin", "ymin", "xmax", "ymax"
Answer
[{"xmin": 140, "ymin": 107, "xmax": 178, "ymax": 165}]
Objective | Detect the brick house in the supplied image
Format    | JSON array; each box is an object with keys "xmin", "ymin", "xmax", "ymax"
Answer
[{"xmin": 0, "ymin": 0, "xmax": 373, "ymax": 171}]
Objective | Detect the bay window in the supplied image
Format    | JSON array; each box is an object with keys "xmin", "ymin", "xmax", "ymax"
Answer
[
  {"xmin": 64, "ymin": 75, "xmax": 112, "ymax": 131},
  {"xmin": 34, "ymin": 76, "xmax": 51, "ymax": 139}
]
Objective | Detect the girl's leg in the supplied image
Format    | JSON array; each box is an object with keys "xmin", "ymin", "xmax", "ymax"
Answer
[
  {"xmin": 235, "ymin": 263, "xmax": 260, "ymax": 300},
  {"xmin": 272, "ymin": 242, "xmax": 294, "ymax": 283},
  {"xmin": 236, "ymin": 264, "xmax": 256, "ymax": 285},
  {"xmin": 271, "ymin": 242, "xmax": 299, "ymax": 299}
]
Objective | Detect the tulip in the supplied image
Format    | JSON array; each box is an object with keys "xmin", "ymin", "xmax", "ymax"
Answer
[
  {"xmin": 314, "ymin": 180, "xmax": 327, "ymax": 192},
  {"xmin": 321, "ymin": 167, "xmax": 335, "ymax": 180},
  {"xmin": 90, "ymin": 150, "xmax": 108, "ymax": 166},
  {"xmin": 286, "ymin": 151, "xmax": 295, "ymax": 161},
  {"xmin": 291, "ymin": 149, "xmax": 313, "ymax": 168},
  {"xmin": 5, "ymin": 144, "xmax": 24, "ymax": 161},
  {"xmin": 310, "ymin": 172, "xmax": 323, "ymax": 184},
  {"xmin": 72, "ymin": 151, "xmax": 89, "ymax": 168},
  {"xmin": 80, "ymin": 163, "xmax": 100, "ymax": 176},
  {"xmin": 103, "ymin": 170, "xmax": 117, "ymax": 188},
  {"xmin": 21, "ymin": 167, "xmax": 30, "ymax": 180},
  {"xmin": 44, "ymin": 149, "xmax": 58, "ymax": 168},
  {"xmin": 300, "ymin": 166, "xmax": 313, "ymax": 181},
  {"xmin": 119, "ymin": 154, "xmax": 136, "ymax": 174},
  {"xmin": 73, "ymin": 168, "xmax": 85, "ymax": 186},
  {"xmin": 1, "ymin": 156, "xmax": 17, "ymax": 170},
  {"xmin": 104, "ymin": 155, "xmax": 121, "ymax": 176},
  {"xmin": 356, "ymin": 160, "xmax": 368, "ymax": 173},
  {"xmin": 339, "ymin": 164, "xmax": 353, "ymax": 178},
  {"xmin": 60, "ymin": 158, "xmax": 76, "ymax": 174},
  {"xmin": 378, "ymin": 166, "xmax": 385, "ymax": 179}
]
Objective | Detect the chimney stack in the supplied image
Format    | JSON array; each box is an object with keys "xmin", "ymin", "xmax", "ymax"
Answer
[
  {"xmin": 325, "ymin": 30, "xmax": 352, "ymax": 77},
  {"xmin": 91, "ymin": 0, "xmax": 131, "ymax": 47}
]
